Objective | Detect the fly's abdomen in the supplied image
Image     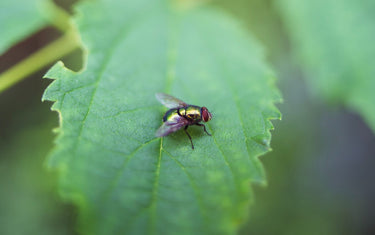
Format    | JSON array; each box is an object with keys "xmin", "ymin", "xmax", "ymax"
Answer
[{"xmin": 163, "ymin": 109, "xmax": 180, "ymax": 122}]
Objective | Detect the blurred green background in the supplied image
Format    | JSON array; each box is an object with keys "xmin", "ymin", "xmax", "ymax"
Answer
[{"xmin": 1, "ymin": 0, "xmax": 374, "ymax": 234}]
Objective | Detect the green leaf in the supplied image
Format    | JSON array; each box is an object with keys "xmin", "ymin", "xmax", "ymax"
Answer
[
  {"xmin": 43, "ymin": 0, "xmax": 281, "ymax": 234},
  {"xmin": 277, "ymin": 0, "xmax": 375, "ymax": 131}
]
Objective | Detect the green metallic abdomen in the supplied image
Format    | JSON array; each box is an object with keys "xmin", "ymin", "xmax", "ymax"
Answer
[{"xmin": 162, "ymin": 109, "xmax": 180, "ymax": 122}]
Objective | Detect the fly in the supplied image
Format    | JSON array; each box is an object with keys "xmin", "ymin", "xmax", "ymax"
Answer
[{"xmin": 155, "ymin": 93, "xmax": 212, "ymax": 149}]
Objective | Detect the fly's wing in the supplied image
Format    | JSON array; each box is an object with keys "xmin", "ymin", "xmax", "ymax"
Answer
[
  {"xmin": 156, "ymin": 116, "xmax": 189, "ymax": 137},
  {"xmin": 155, "ymin": 93, "xmax": 187, "ymax": 109}
]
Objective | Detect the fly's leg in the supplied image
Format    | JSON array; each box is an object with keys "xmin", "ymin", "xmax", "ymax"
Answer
[
  {"xmin": 196, "ymin": 123, "xmax": 211, "ymax": 136},
  {"xmin": 184, "ymin": 126, "xmax": 194, "ymax": 149}
]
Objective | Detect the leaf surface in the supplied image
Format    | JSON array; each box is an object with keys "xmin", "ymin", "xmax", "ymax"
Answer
[
  {"xmin": 43, "ymin": 0, "xmax": 281, "ymax": 234},
  {"xmin": 277, "ymin": 0, "xmax": 375, "ymax": 131}
]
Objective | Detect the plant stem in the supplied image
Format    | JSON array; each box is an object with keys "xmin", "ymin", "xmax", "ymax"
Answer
[{"xmin": 0, "ymin": 29, "xmax": 80, "ymax": 93}]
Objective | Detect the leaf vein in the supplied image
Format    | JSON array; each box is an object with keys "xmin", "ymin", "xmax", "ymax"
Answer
[
  {"xmin": 100, "ymin": 138, "xmax": 159, "ymax": 202},
  {"xmin": 74, "ymin": 23, "xmax": 134, "ymax": 148},
  {"xmin": 197, "ymin": 22, "xmax": 264, "ymax": 176},
  {"xmin": 163, "ymin": 149, "xmax": 207, "ymax": 231},
  {"xmin": 149, "ymin": 138, "xmax": 163, "ymax": 234}
]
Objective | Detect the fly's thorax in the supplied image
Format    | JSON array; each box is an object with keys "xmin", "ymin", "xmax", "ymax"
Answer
[{"xmin": 179, "ymin": 105, "xmax": 202, "ymax": 121}]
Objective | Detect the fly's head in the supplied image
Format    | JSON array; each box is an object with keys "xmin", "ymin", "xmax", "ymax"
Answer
[{"xmin": 201, "ymin": 107, "xmax": 212, "ymax": 122}]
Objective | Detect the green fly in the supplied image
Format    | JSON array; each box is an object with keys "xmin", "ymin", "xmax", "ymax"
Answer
[{"xmin": 155, "ymin": 93, "xmax": 212, "ymax": 149}]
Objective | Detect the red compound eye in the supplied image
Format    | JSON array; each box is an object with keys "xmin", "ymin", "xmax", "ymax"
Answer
[{"xmin": 201, "ymin": 107, "xmax": 212, "ymax": 122}]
